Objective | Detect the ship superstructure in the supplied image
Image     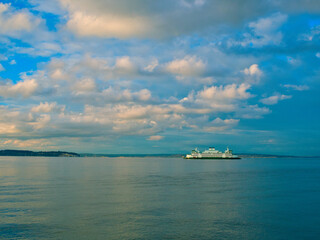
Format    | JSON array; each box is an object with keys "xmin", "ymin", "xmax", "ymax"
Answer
[{"xmin": 184, "ymin": 147, "xmax": 240, "ymax": 159}]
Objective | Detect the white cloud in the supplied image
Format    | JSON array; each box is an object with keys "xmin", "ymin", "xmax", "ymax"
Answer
[
  {"xmin": 65, "ymin": 10, "xmax": 151, "ymax": 39},
  {"xmin": 166, "ymin": 56, "xmax": 206, "ymax": 77},
  {"xmin": 0, "ymin": 122, "xmax": 19, "ymax": 134},
  {"xmin": 260, "ymin": 94, "xmax": 291, "ymax": 105},
  {"xmin": 9, "ymin": 59, "xmax": 16, "ymax": 65},
  {"xmin": 31, "ymin": 102, "xmax": 64, "ymax": 113},
  {"xmin": 115, "ymin": 56, "xmax": 136, "ymax": 73},
  {"xmin": 58, "ymin": 0, "xmax": 315, "ymax": 41},
  {"xmin": 180, "ymin": 83, "xmax": 253, "ymax": 113},
  {"xmin": 0, "ymin": 63, "xmax": 5, "ymax": 71},
  {"xmin": 147, "ymin": 135, "xmax": 164, "ymax": 141},
  {"xmin": 196, "ymin": 83, "xmax": 251, "ymax": 100},
  {"xmin": 29, "ymin": 114, "xmax": 51, "ymax": 130},
  {"xmin": 243, "ymin": 64, "xmax": 262, "ymax": 77},
  {"xmin": 236, "ymin": 104, "xmax": 271, "ymax": 119},
  {"xmin": 299, "ymin": 25, "xmax": 320, "ymax": 42},
  {"xmin": 100, "ymin": 87, "xmax": 151, "ymax": 103},
  {"xmin": 144, "ymin": 59, "xmax": 159, "ymax": 72},
  {"xmin": 73, "ymin": 78, "xmax": 96, "ymax": 94},
  {"xmin": 13, "ymin": 42, "xmax": 62, "ymax": 57},
  {"xmin": 243, "ymin": 64, "xmax": 263, "ymax": 84},
  {"xmin": 0, "ymin": 54, "xmax": 8, "ymax": 61},
  {"xmin": 135, "ymin": 89, "xmax": 151, "ymax": 101},
  {"xmin": 50, "ymin": 68, "xmax": 66, "ymax": 80},
  {"xmin": 0, "ymin": 79, "xmax": 38, "ymax": 98},
  {"xmin": 283, "ymin": 84, "xmax": 309, "ymax": 91},
  {"xmin": 248, "ymin": 13, "xmax": 287, "ymax": 46},
  {"xmin": 229, "ymin": 13, "xmax": 287, "ymax": 48},
  {"xmin": 0, "ymin": 3, "xmax": 41, "ymax": 37},
  {"xmin": 1, "ymin": 138, "xmax": 54, "ymax": 149},
  {"xmin": 204, "ymin": 118, "xmax": 239, "ymax": 132}
]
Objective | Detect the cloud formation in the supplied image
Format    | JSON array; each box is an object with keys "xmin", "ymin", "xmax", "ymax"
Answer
[
  {"xmin": 166, "ymin": 56, "xmax": 206, "ymax": 77},
  {"xmin": 0, "ymin": 0, "xmax": 319, "ymax": 155},
  {"xmin": 283, "ymin": 84, "xmax": 309, "ymax": 91},
  {"xmin": 0, "ymin": 3, "xmax": 37, "ymax": 35},
  {"xmin": 0, "ymin": 79, "xmax": 38, "ymax": 98},
  {"xmin": 260, "ymin": 94, "xmax": 292, "ymax": 105},
  {"xmin": 147, "ymin": 135, "xmax": 164, "ymax": 141}
]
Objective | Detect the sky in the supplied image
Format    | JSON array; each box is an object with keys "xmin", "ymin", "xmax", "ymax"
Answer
[{"xmin": 0, "ymin": 0, "xmax": 319, "ymax": 155}]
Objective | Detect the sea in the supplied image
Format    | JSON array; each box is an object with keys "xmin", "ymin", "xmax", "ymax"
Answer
[{"xmin": 1, "ymin": 156, "xmax": 320, "ymax": 240}]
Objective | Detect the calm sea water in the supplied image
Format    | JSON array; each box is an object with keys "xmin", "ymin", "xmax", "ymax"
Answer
[{"xmin": 1, "ymin": 156, "xmax": 320, "ymax": 240}]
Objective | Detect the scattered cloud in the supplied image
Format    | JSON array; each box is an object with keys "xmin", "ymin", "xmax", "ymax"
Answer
[
  {"xmin": 236, "ymin": 104, "xmax": 271, "ymax": 119},
  {"xmin": 243, "ymin": 64, "xmax": 262, "ymax": 84},
  {"xmin": 73, "ymin": 78, "xmax": 97, "ymax": 94},
  {"xmin": 0, "ymin": 122, "xmax": 19, "ymax": 134},
  {"xmin": 31, "ymin": 102, "xmax": 64, "ymax": 113},
  {"xmin": 166, "ymin": 56, "xmax": 206, "ymax": 77},
  {"xmin": 147, "ymin": 135, "xmax": 164, "ymax": 141},
  {"xmin": 144, "ymin": 59, "xmax": 159, "ymax": 72},
  {"xmin": 0, "ymin": 3, "xmax": 36, "ymax": 35},
  {"xmin": 1, "ymin": 138, "xmax": 54, "ymax": 149},
  {"xmin": 283, "ymin": 84, "xmax": 309, "ymax": 91},
  {"xmin": 0, "ymin": 2, "xmax": 47, "ymax": 43},
  {"xmin": 0, "ymin": 54, "xmax": 8, "ymax": 61},
  {"xmin": 0, "ymin": 79, "xmax": 38, "ymax": 98},
  {"xmin": 227, "ymin": 13, "xmax": 287, "ymax": 48},
  {"xmin": 203, "ymin": 118, "xmax": 239, "ymax": 132},
  {"xmin": 248, "ymin": 13, "xmax": 287, "ymax": 46},
  {"xmin": 0, "ymin": 0, "xmax": 318, "ymax": 154},
  {"xmin": 260, "ymin": 94, "xmax": 292, "ymax": 105},
  {"xmin": 115, "ymin": 56, "xmax": 137, "ymax": 73},
  {"xmin": 197, "ymin": 83, "xmax": 251, "ymax": 100},
  {"xmin": 66, "ymin": 11, "xmax": 151, "ymax": 39}
]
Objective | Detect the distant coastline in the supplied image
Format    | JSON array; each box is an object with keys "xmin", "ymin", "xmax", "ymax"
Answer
[
  {"xmin": 0, "ymin": 150, "xmax": 80, "ymax": 157},
  {"xmin": 0, "ymin": 150, "xmax": 318, "ymax": 158},
  {"xmin": 80, "ymin": 153, "xmax": 320, "ymax": 158}
]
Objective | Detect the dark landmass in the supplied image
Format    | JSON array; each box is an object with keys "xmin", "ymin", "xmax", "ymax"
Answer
[{"xmin": 0, "ymin": 150, "xmax": 80, "ymax": 157}]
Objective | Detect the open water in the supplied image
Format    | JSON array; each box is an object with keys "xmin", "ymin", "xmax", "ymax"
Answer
[{"xmin": 1, "ymin": 156, "xmax": 320, "ymax": 240}]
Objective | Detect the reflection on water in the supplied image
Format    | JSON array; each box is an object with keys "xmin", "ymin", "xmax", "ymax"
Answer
[{"xmin": 1, "ymin": 156, "xmax": 320, "ymax": 239}]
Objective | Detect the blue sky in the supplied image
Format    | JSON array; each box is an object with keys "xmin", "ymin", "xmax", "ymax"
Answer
[{"xmin": 0, "ymin": 0, "xmax": 319, "ymax": 155}]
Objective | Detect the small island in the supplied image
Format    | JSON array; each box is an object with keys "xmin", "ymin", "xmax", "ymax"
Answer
[{"xmin": 0, "ymin": 150, "xmax": 80, "ymax": 157}]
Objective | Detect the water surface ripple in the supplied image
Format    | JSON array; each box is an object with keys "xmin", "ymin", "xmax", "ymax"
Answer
[{"xmin": 1, "ymin": 157, "xmax": 320, "ymax": 239}]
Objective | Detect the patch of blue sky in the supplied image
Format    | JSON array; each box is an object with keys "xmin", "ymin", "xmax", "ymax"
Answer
[
  {"xmin": 1, "ymin": 0, "xmax": 31, "ymax": 9},
  {"xmin": 35, "ymin": 12, "xmax": 62, "ymax": 32},
  {"xmin": 308, "ymin": 18, "xmax": 320, "ymax": 28},
  {"xmin": 0, "ymin": 38, "xmax": 50, "ymax": 82},
  {"xmin": 0, "ymin": 55, "xmax": 47, "ymax": 82}
]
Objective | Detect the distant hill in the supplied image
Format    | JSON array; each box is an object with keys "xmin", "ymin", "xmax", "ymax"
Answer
[{"xmin": 0, "ymin": 150, "xmax": 80, "ymax": 157}]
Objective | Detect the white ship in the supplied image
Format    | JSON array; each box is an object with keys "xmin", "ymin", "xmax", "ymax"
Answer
[{"xmin": 184, "ymin": 147, "xmax": 240, "ymax": 159}]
